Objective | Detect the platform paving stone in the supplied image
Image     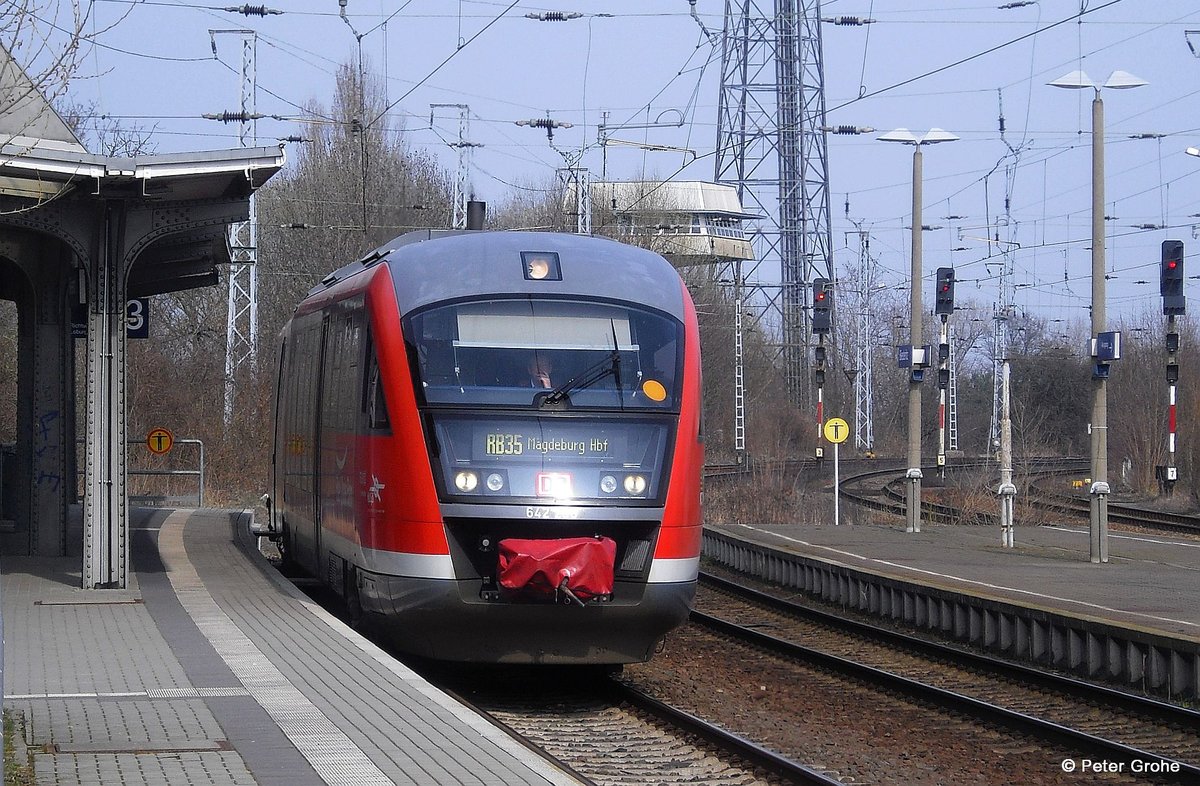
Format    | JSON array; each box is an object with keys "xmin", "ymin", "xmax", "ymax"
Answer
[{"xmin": 2, "ymin": 508, "xmax": 582, "ymax": 786}]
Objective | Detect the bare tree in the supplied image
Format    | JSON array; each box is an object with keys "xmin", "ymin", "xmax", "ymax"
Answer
[
  {"xmin": 1, "ymin": 2, "xmax": 129, "ymax": 147},
  {"xmin": 58, "ymin": 99, "xmax": 157, "ymax": 156},
  {"xmin": 489, "ymin": 176, "xmax": 569, "ymax": 232},
  {"xmin": 124, "ymin": 61, "xmax": 457, "ymax": 503}
]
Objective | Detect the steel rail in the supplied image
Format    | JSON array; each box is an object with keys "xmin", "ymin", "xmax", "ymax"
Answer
[
  {"xmin": 692, "ymin": 577, "xmax": 1200, "ymax": 784},
  {"xmin": 838, "ymin": 457, "xmax": 1090, "ymax": 524},
  {"xmin": 429, "ymin": 667, "xmax": 839, "ymax": 785},
  {"xmin": 701, "ymin": 571, "xmax": 1200, "ymax": 728},
  {"xmin": 1027, "ymin": 477, "xmax": 1200, "ymax": 535},
  {"xmin": 608, "ymin": 680, "xmax": 845, "ymax": 785},
  {"xmin": 429, "ymin": 681, "xmax": 603, "ymax": 786}
]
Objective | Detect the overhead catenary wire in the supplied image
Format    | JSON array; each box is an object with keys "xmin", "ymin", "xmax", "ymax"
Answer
[{"xmin": 56, "ymin": 0, "xmax": 1200, "ymax": 282}]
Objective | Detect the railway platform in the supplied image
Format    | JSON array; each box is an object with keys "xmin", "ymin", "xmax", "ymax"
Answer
[
  {"xmin": 705, "ymin": 515, "xmax": 1200, "ymax": 699},
  {"xmin": 1, "ymin": 507, "xmax": 582, "ymax": 786}
]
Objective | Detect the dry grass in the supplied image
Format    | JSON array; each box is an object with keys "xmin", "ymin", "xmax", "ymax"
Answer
[
  {"xmin": 704, "ymin": 462, "xmax": 841, "ymax": 527},
  {"xmin": 703, "ymin": 461, "xmax": 1080, "ymax": 531},
  {"xmin": 3, "ymin": 711, "xmax": 35, "ymax": 786}
]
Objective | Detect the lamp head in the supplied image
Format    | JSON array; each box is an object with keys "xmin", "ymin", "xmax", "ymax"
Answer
[
  {"xmin": 1048, "ymin": 69, "xmax": 1094, "ymax": 90},
  {"xmin": 877, "ymin": 128, "xmax": 958, "ymax": 146},
  {"xmin": 877, "ymin": 128, "xmax": 919, "ymax": 144},
  {"xmin": 1048, "ymin": 69, "xmax": 1147, "ymax": 91},
  {"xmin": 921, "ymin": 128, "xmax": 959, "ymax": 145},
  {"xmin": 1103, "ymin": 70, "xmax": 1147, "ymax": 89}
]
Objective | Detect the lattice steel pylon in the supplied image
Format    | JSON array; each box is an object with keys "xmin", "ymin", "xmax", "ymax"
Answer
[
  {"xmin": 715, "ymin": 0, "xmax": 834, "ymax": 408},
  {"xmin": 948, "ymin": 326, "xmax": 960, "ymax": 451},
  {"xmin": 847, "ymin": 226, "xmax": 876, "ymax": 452},
  {"xmin": 734, "ymin": 259, "xmax": 747, "ymax": 457},
  {"xmin": 431, "ymin": 104, "xmax": 478, "ymax": 229},
  {"xmin": 558, "ymin": 166, "xmax": 592, "ymax": 235},
  {"xmin": 989, "ymin": 166, "xmax": 1019, "ymax": 457},
  {"xmin": 217, "ymin": 30, "xmax": 258, "ymax": 425}
]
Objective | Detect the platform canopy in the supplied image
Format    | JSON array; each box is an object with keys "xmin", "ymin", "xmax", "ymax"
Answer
[
  {"xmin": 1, "ymin": 43, "xmax": 285, "ymax": 296},
  {"xmin": 0, "ymin": 141, "xmax": 286, "ymax": 296},
  {"xmin": 0, "ymin": 42, "xmax": 286, "ymax": 588}
]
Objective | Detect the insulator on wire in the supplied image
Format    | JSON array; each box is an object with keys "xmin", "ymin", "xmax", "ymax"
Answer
[
  {"xmin": 525, "ymin": 11, "xmax": 583, "ymax": 21},
  {"xmin": 225, "ymin": 4, "xmax": 282, "ymax": 16},
  {"xmin": 516, "ymin": 118, "xmax": 574, "ymax": 130},
  {"xmin": 822, "ymin": 16, "xmax": 875, "ymax": 25},
  {"xmin": 202, "ymin": 111, "xmax": 263, "ymax": 124}
]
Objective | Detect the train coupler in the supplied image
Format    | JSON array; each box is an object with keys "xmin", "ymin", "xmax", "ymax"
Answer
[{"xmin": 497, "ymin": 536, "xmax": 616, "ymax": 604}]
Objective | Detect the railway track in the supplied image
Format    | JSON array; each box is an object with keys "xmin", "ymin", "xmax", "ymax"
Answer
[
  {"xmin": 426, "ymin": 667, "xmax": 842, "ymax": 786},
  {"xmin": 675, "ymin": 568, "xmax": 1200, "ymax": 784},
  {"xmin": 288, "ymin": 454, "xmax": 1200, "ymax": 784},
  {"xmin": 299, "ymin": 579, "xmax": 839, "ymax": 784},
  {"xmin": 290, "ymin": 573, "xmax": 819, "ymax": 784},
  {"xmin": 836, "ymin": 459, "xmax": 1017, "ymax": 524},
  {"xmin": 832, "ymin": 457, "xmax": 1200, "ymax": 537},
  {"xmin": 1029, "ymin": 475, "xmax": 1200, "ymax": 536}
]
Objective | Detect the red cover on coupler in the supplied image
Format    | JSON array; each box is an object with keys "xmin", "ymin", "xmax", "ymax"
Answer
[{"xmin": 498, "ymin": 536, "xmax": 616, "ymax": 604}]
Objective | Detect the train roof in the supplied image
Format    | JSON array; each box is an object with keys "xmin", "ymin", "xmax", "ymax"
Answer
[{"xmin": 307, "ymin": 230, "xmax": 689, "ymax": 319}]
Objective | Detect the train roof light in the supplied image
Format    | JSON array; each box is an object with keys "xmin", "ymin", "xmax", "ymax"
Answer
[{"xmin": 522, "ymin": 251, "xmax": 562, "ymax": 281}]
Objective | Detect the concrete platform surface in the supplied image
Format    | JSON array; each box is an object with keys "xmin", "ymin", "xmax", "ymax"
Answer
[
  {"xmin": 712, "ymin": 519, "xmax": 1200, "ymax": 643},
  {"xmin": 1, "ymin": 507, "xmax": 582, "ymax": 786}
]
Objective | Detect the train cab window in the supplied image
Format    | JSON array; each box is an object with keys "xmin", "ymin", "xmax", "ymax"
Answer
[
  {"xmin": 363, "ymin": 338, "xmax": 391, "ymax": 431},
  {"xmin": 404, "ymin": 298, "xmax": 683, "ymax": 411}
]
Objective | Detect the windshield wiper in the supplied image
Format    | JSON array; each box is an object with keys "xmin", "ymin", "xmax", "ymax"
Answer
[
  {"xmin": 540, "ymin": 350, "xmax": 620, "ymax": 408},
  {"xmin": 539, "ymin": 319, "xmax": 626, "ymax": 409}
]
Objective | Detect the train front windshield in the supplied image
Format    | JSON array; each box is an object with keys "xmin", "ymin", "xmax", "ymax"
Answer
[
  {"xmin": 405, "ymin": 298, "xmax": 682, "ymax": 411},
  {"xmin": 405, "ymin": 298, "xmax": 684, "ymax": 504}
]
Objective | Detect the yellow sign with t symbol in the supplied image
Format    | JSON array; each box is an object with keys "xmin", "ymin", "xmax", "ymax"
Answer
[
  {"xmin": 823, "ymin": 417, "xmax": 850, "ymax": 445},
  {"xmin": 147, "ymin": 427, "xmax": 174, "ymax": 455}
]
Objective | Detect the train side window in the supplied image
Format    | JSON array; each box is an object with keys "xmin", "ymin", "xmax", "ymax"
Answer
[{"xmin": 365, "ymin": 342, "xmax": 390, "ymax": 431}]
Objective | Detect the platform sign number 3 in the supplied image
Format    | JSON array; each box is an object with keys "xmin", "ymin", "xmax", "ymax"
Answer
[
  {"xmin": 70, "ymin": 298, "xmax": 150, "ymax": 339},
  {"xmin": 126, "ymin": 298, "xmax": 149, "ymax": 339}
]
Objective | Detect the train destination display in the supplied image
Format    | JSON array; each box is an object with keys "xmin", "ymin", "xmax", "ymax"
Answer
[{"xmin": 481, "ymin": 432, "xmax": 614, "ymax": 458}]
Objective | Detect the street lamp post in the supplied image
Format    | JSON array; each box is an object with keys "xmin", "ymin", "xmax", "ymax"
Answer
[
  {"xmin": 1049, "ymin": 69, "xmax": 1147, "ymax": 563},
  {"xmin": 878, "ymin": 128, "xmax": 959, "ymax": 533}
]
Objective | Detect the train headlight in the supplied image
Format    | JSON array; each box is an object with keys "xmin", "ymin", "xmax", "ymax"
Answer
[
  {"xmin": 600, "ymin": 474, "xmax": 618, "ymax": 494},
  {"xmin": 521, "ymin": 251, "xmax": 562, "ymax": 281},
  {"xmin": 486, "ymin": 472, "xmax": 505, "ymax": 492},
  {"xmin": 454, "ymin": 471, "xmax": 479, "ymax": 492},
  {"xmin": 623, "ymin": 474, "xmax": 647, "ymax": 495}
]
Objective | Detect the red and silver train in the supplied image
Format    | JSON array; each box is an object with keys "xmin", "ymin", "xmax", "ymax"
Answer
[{"xmin": 268, "ymin": 228, "xmax": 703, "ymax": 664}]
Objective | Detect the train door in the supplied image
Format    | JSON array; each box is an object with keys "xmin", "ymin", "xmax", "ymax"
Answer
[
  {"xmin": 316, "ymin": 303, "xmax": 366, "ymax": 579},
  {"xmin": 281, "ymin": 314, "xmax": 325, "ymax": 575},
  {"xmin": 270, "ymin": 334, "xmax": 287, "ymax": 532}
]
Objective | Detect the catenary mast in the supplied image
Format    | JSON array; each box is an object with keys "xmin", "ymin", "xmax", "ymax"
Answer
[{"xmin": 715, "ymin": 0, "xmax": 834, "ymax": 410}]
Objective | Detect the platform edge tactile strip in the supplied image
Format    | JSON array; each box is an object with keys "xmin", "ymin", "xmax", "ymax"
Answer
[
  {"xmin": 157, "ymin": 510, "xmax": 396, "ymax": 786},
  {"xmin": 168, "ymin": 508, "xmax": 584, "ymax": 786}
]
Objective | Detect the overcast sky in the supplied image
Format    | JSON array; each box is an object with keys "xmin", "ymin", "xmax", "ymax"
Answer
[{"xmin": 39, "ymin": 0, "xmax": 1200, "ymax": 328}]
